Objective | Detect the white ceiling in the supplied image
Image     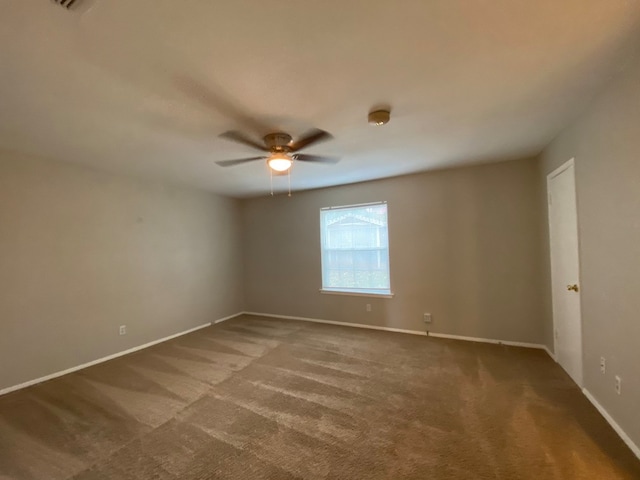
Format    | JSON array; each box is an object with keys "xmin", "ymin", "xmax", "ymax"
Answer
[{"xmin": 1, "ymin": 1, "xmax": 639, "ymax": 197}]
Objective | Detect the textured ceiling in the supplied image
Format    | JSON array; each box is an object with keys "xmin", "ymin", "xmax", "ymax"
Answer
[{"xmin": 1, "ymin": 1, "xmax": 639, "ymax": 197}]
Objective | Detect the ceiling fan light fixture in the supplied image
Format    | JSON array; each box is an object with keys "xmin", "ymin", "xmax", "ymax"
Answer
[{"xmin": 267, "ymin": 153, "xmax": 293, "ymax": 172}]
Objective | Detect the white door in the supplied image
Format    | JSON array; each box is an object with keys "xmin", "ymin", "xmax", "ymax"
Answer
[{"xmin": 548, "ymin": 158, "xmax": 583, "ymax": 386}]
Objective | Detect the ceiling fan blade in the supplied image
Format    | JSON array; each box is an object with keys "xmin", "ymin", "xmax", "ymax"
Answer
[
  {"xmin": 290, "ymin": 129, "xmax": 333, "ymax": 152},
  {"xmin": 215, "ymin": 156, "xmax": 265, "ymax": 167},
  {"xmin": 294, "ymin": 153, "xmax": 340, "ymax": 164},
  {"xmin": 219, "ymin": 131, "xmax": 268, "ymax": 152}
]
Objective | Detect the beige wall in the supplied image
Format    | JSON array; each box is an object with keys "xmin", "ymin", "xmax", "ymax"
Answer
[
  {"xmin": 242, "ymin": 158, "xmax": 545, "ymax": 344},
  {"xmin": 539, "ymin": 54, "xmax": 640, "ymax": 447},
  {"xmin": 0, "ymin": 150, "xmax": 243, "ymax": 391}
]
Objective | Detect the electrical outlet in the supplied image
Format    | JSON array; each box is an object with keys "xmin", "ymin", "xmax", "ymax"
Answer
[
  {"xmin": 423, "ymin": 313, "xmax": 432, "ymax": 323},
  {"xmin": 366, "ymin": 304, "xmax": 372, "ymax": 312},
  {"xmin": 119, "ymin": 325, "xmax": 127, "ymax": 336},
  {"xmin": 615, "ymin": 376, "xmax": 622, "ymax": 395},
  {"xmin": 600, "ymin": 357, "xmax": 606, "ymax": 374}
]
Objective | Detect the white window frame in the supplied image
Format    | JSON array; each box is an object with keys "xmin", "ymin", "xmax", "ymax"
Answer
[{"xmin": 319, "ymin": 201, "xmax": 394, "ymax": 298}]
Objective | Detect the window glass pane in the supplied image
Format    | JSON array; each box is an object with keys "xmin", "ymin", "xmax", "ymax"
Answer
[{"xmin": 320, "ymin": 203, "xmax": 391, "ymax": 294}]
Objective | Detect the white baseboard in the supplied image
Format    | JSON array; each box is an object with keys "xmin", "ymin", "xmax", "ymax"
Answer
[
  {"xmin": 425, "ymin": 332, "xmax": 546, "ymax": 350},
  {"xmin": 243, "ymin": 311, "xmax": 428, "ymax": 336},
  {"xmin": 543, "ymin": 345, "xmax": 557, "ymax": 361},
  {"xmin": 213, "ymin": 312, "xmax": 244, "ymax": 324},
  {"xmin": 0, "ymin": 312, "xmax": 243, "ymax": 397},
  {"xmin": 582, "ymin": 388, "xmax": 640, "ymax": 460},
  {"xmin": 244, "ymin": 312, "xmax": 547, "ymax": 351}
]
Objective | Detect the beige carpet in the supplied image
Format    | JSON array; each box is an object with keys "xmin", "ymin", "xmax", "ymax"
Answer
[{"xmin": 0, "ymin": 314, "xmax": 638, "ymax": 479}]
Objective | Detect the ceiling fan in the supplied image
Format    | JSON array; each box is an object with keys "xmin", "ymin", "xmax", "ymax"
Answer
[{"xmin": 216, "ymin": 129, "xmax": 339, "ymax": 173}]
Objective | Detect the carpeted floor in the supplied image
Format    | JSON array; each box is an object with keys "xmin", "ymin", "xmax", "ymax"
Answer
[{"xmin": 0, "ymin": 315, "xmax": 638, "ymax": 479}]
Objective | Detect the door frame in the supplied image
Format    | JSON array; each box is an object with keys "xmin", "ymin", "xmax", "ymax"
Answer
[{"xmin": 547, "ymin": 157, "xmax": 584, "ymax": 386}]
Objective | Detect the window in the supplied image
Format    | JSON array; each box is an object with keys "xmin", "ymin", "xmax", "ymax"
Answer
[{"xmin": 320, "ymin": 202, "xmax": 392, "ymax": 296}]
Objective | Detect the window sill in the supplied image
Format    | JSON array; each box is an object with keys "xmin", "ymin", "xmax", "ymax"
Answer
[{"xmin": 319, "ymin": 289, "xmax": 395, "ymax": 299}]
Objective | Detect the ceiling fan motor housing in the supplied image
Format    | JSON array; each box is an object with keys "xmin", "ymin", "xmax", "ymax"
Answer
[{"xmin": 264, "ymin": 133, "xmax": 293, "ymax": 151}]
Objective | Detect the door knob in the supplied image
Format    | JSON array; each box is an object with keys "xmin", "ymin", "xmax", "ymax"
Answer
[{"xmin": 567, "ymin": 284, "xmax": 579, "ymax": 292}]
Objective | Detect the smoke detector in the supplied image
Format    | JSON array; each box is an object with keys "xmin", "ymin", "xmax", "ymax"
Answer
[{"xmin": 368, "ymin": 109, "xmax": 391, "ymax": 126}]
